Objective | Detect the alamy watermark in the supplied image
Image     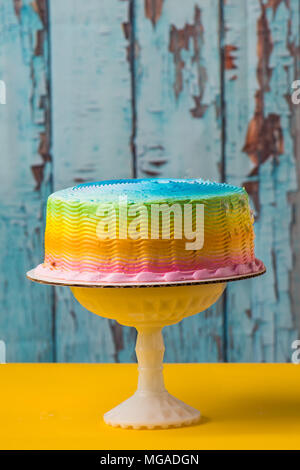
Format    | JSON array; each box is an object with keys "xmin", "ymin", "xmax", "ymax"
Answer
[
  {"xmin": 95, "ymin": 196, "xmax": 204, "ymax": 250},
  {"xmin": 0, "ymin": 80, "xmax": 6, "ymax": 104},
  {"xmin": 291, "ymin": 80, "xmax": 300, "ymax": 104},
  {"xmin": 291, "ymin": 339, "xmax": 300, "ymax": 364},
  {"xmin": 0, "ymin": 340, "xmax": 6, "ymax": 363}
]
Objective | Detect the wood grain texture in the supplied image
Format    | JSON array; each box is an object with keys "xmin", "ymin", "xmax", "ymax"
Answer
[
  {"xmin": 50, "ymin": 0, "xmax": 134, "ymax": 362},
  {"xmin": 224, "ymin": 0, "xmax": 300, "ymax": 361},
  {"xmin": 134, "ymin": 0, "xmax": 224, "ymax": 362},
  {"xmin": 0, "ymin": 0, "xmax": 53, "ymax": 361}
]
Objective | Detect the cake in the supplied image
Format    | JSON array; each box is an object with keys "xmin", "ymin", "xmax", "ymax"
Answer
[{"xmin": 34, "ymin": 178, "xmax": 265, "ymax": 284}]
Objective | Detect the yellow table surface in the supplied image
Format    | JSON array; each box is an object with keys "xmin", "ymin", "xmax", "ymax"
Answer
[{"xmin": 0, "ymin": 363, "xmax": 299, "ymax": 450}]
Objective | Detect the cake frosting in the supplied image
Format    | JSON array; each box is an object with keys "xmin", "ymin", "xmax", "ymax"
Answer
[{"xmin": 34, "ymin": 178, "xmax": 265, "ymax": 284}]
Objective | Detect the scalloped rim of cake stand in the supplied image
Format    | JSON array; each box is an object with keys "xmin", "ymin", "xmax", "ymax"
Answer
[{"xmin": 26, "ymin": 266, "xmax": 266, "ymax": 288}]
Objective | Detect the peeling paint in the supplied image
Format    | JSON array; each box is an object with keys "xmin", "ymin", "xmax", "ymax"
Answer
[
  {"xmin": 34, "ymin": 30, "xmax": 44, "ymax": 56},
  {"xmin": 31, "ymin": 164, "xmax": 45, "ymax": 191},
  {"xmin": 267, "ymin": 0, "xmax": 288, "ymax": 15},
  {"xmin": 225, "ymin": 44, "xmax": 238, "ymax": 69},
  {"xmin": 32, "ymin": 1, "xmax": 51, "ymax": 190},
  {"xmin": 147, "ymin": 159, "xmax": 167, "ymax": 166},
  {"xmin": 190, "ymin": 95, "xmax": 208, "ymax": 118},
  {"xmin": 243, "ymin": 111, "xmax": 284, "ymax": 167},
  {"xmin": 245, "ymin": 309, "xmax": 252, "ymax": 319},
  {"xmin": 144, "ymin": 0, "xmax": 163, "ymax": 27},
  {"xmin": 16, "ymin": 0, "xmax": 51, "ymax": 191},
  {"xmin": 242, "ymin": 1, "xmax": 284, "ymax": 214},
  {"xmin": 31, "ymin": 132, "xmax": 51, "ymax": 190},
  {"xmin": 13, "ymin": 0, "xmax": 22, "ymax": 18},
  {"xmin": 142, "ymin": 168, "xmax": 161, "ymax": 176},
  {"xmin": 38, "ymin": 132, "xmax": 51, "ymax": 162},
  {"xmin": 31, "ymin": 0, "xmax": 47, "ymax": 26},
  {"xmin": 122, "ymin": 20, "xmax": 131, "ymax": 62},
  {"xmin": 122, "ymin": 21, "xmax": 131, "ymax": 40},
  {"xmin": 169, "ymin": 5, "xmax": 208, "ymax": 119}
]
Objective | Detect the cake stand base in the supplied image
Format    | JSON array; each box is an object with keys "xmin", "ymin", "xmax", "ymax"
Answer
[{"xmin": 104, "ymin": 391, "xmax": 200, "ymax": 429}]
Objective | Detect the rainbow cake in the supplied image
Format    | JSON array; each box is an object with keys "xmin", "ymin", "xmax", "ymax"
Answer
[{"xmin": 34, "ymin": 178, "xmax": 265, "ymax": 284}]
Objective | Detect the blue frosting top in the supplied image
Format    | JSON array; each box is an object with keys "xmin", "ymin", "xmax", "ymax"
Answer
[{"xmin": 50, "ymin": 178, "xmax": 246, "ymax": 202}]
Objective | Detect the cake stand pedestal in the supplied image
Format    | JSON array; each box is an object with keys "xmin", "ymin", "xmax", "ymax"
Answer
[
  {"xmin": 27, "ymin": 269, "xmax": 265, "ymax": 429},
  {"xmin": 104, "ymin": 326, "xmax": 199, "ymax": 428}
]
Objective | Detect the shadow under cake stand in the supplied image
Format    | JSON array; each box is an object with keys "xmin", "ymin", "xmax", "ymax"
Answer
[{"xmin": 27, "ymin": 267, "xmax": 265, "ymax": 429}]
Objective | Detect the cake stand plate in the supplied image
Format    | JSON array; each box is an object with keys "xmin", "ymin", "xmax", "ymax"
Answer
[
  {"xmin": 26, "ymin": 267, "xmax": 266, "ymax": 288},
  {"xmin": 27, "ymin": 266, "xmax": 265, "ymax": 429}
]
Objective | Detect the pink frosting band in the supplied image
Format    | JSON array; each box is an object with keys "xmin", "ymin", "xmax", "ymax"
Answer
[{"xmin": 33, "ymin": 258, "xmax": 265, "ymax": 285}]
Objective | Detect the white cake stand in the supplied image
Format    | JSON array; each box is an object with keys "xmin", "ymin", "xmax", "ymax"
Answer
[{"xmin": 27, "ymin": 267, "xmax": 265, "ymax": 429}]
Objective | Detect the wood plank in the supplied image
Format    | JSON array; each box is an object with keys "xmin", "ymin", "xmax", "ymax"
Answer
[
  {"xmin": 224, "ymin": 0, "xmax": 300, "ymax": 361},
  {"xmin": 0, "ymin": 0, "xmax": 53, "ymax": 361},
  {"xmin": 134, "ymin": 0, "xmax": 224, "ymax": 361},
  {"xmin": 50, "ymin": 0, "xmax": 134, "ymax": 361},
  {"xmin": 289, "ymin": 1, "xmax": 300, "ymax": 350}
]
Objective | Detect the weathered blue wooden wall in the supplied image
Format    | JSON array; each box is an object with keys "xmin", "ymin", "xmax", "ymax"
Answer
[
  {"xmin": 224, "ymin": 0, "xmax": 300, "ymax": 361},
  {"xmin": 0, "ymin": 0, "xmax": 299, "ymax": 362},
  {"xmin": 0, "ymin": 0, "xmax": 53, "ymax": 361}
]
